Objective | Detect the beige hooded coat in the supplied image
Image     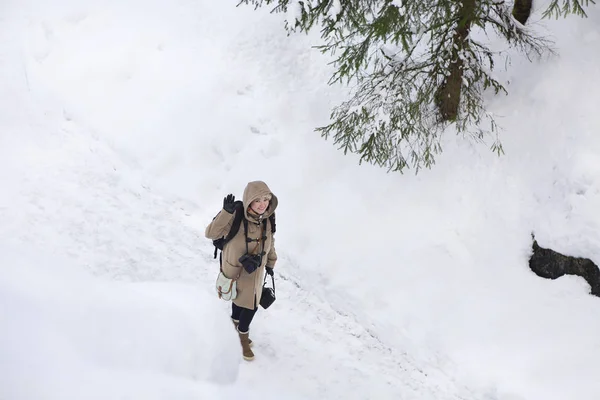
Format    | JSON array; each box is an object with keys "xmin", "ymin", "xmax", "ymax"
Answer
[{"xmin": 205, "ymin": 181, "xmax": 278, "ymax": 309}]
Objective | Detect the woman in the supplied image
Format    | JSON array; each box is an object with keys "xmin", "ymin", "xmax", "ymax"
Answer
[{"xmin": 205, "ymin": 180, "xmax": 278, "ymax": 361}]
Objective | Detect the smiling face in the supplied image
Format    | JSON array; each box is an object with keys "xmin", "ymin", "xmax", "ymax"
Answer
[{"xmin": 250, "ymin": 194, "xmax": 271, "ymax": 215}]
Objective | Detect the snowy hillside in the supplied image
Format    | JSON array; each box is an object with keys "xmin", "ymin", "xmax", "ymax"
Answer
[{"xmin": 1, "ymin": 0, "xmax": 600, "ymax": 399}]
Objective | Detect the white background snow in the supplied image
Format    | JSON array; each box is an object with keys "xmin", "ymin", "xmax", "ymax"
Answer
[{"xmin": 1, "ymin": 0, "xmax": 600, "ymax": 399}]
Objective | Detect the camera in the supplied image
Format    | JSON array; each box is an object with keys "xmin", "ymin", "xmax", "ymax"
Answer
[{"xmin": 239, "ymin": 253, "xmax": 261, "ymax": 274}]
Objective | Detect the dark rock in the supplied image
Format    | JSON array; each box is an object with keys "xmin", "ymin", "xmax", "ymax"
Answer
[{"xmin": 529, "ymin": 237, "xmax": 600, "ymax": 296}]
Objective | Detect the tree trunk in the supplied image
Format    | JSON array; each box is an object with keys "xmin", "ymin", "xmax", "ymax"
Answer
[
  {"xmin": 529, "ymin": 239, "xmax": 600, "ymax": 296},
  {"xmin": 435, "ymin": 0, "xmax": 476, "ymax": 121},
  {"xmin": 512, "ymin": 0, "xmax": 533, "ymax": 25}
]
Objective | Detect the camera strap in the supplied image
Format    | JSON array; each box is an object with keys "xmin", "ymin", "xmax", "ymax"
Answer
[
  {"xmin": 254, "ymin": 220, "xmax": 266, "ymax": 263},
  {"xmin": 263, "ymin": 271, "xmax": 275, "ymax": 293}
]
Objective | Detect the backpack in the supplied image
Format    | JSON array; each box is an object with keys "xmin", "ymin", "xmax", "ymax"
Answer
[{"xmin": 212, "ymin": 200, "xmax": 276, "ymax": 259}]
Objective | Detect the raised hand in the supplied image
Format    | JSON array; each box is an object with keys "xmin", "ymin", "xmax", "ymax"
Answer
[{"xmin": 223, "ymin": 194, "xmax": 236, "ymax": 214}]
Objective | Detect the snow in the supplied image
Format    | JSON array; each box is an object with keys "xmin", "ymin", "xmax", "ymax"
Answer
[
  {"xmin": 1, "ymin": 0, "xmax": 600, "ymax": 399},
  {"xmin": 0, "ymin": 245, "xmax": 245, "ymax": 399}
]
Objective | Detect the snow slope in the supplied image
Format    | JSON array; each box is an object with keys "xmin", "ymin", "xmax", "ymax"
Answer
[{"xmin": 2, "ymin": 0, "xmax": 600, "ymax": 399}]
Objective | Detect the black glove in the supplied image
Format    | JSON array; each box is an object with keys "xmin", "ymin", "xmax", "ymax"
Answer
[
  {"xmin": 265, "ymin": 267, "xmax": 274, "ymax": 276},
  {"xmin": 223, "ymin": 194, "xmax": 236, "ymax": 214}
]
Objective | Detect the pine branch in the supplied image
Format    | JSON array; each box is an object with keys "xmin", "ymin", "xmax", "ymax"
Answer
[{"xmin": 543, "ymin": 0, "xmax": 596, "ymax": 18}]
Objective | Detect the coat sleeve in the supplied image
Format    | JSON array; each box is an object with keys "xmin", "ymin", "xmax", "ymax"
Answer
[
  {"xmin": 266, "ymin": 234, "xmax": 277, "ymax": 268},
  {"xmin": 205, "ymin": 210, "xmax": 235, "ymax": 240}
]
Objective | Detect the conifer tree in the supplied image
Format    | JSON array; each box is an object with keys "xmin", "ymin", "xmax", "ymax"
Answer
[{"xmin": 239, "ymin": 0, "xmax": 553, "ymax": 172}]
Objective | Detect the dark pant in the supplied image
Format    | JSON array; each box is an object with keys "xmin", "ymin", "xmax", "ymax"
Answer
[{"xmin": 232, "ymin": 303, "xmax": 257, "ymax": 333}]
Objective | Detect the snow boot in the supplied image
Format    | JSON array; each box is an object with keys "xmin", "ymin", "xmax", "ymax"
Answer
[
  {"xmin": 231, "ymin": 318, "xmax": 252, "ymax": 347},
  {"xmin": 238, "ymin": 330, "xmax": 255, "ymax": 361}
]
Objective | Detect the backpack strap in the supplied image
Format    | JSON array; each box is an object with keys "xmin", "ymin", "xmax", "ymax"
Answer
[
  {"xmin": 226, "ymin": 201, "xmax": 245, "ymax": 242},
  {"xmin": 243, "ymin": 217, "xmax": 250, "ymax": 255},
  {"xmin": 213, "ymin": 201, "xmax": 245, "ymax": 259},
  {"xmin": 269, "ymin": 213, "xmax": 276, "ymax": 234}
]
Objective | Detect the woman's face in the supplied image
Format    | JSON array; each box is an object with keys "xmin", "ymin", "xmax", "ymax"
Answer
[{"xmin": 250, "ymin": 195, "xmax": 271, "ymax": 215}]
